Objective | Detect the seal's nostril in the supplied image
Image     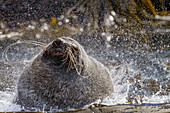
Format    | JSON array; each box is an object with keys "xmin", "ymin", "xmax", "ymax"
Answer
[{"xmin": 53, "ymin": 39, "xmax": 62, "ymax": 47}]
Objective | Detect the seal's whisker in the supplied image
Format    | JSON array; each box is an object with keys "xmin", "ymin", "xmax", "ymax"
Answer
[
  {"xmin": 61, "ymin": 53, "xmax": 70, "ymax": 68},
  {"xmin": 68, "ymin": 49, "xmax": 84, "ymax": 76},
  {"xmin": 67, "ymin": 56, "xmax": 73, "ymax": 72},
  {"xmin": 67, "ymin": 51, "xmax": 74, "ymax": 72},
  {"xmin": 71, "ymin": 46, "xmax": 79, "ymax": 55},
  {"xmin": 66, "ymin": 52, "xmax": 71, "ymax": 72},
  {"xmin": 2, "ymin": 40, "xmax": 47, "ymax": 65},
  {"xmin": 62, "ymin": 53, "xmax": 69, "ymax": 63}
]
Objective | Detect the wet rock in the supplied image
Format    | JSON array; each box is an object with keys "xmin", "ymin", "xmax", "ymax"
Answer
[
  {"xmin": 0, "ymin": 0, "xmax": 76, "ymax": 28},
  {"xmin": 17, "ymin": 103, "xmax": 170, "ymax": 113},
  {"xmin": 63, "ymin": 104, "xmax": 170, "ymax": 113}
]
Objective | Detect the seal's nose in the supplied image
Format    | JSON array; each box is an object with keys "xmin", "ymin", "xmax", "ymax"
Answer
[{"xmin": 53, "ymin": 39, "xmax": 62, "ymax": 47}]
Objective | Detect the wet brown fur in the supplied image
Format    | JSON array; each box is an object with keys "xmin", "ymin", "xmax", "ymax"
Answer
[{"xmin": 16, "ymin": 37, "xmax": 113, "ymax": 110}]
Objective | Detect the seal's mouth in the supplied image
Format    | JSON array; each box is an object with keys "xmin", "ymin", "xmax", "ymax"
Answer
[
  {"xmin": 47, "ymin": 50, "xmax": 65, "ymax": 56},
  {"xmin": 55, "ymin": 51, "xmax": 64, "ymax": 56},
  {"xmin": 42, "ymin": 50, "xmax": 66, "ymax": 66}
]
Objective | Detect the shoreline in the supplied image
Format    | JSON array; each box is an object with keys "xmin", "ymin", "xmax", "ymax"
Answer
[{"xmin": 0, "ymin": 103, "xmax": 169, "ymax": 113}]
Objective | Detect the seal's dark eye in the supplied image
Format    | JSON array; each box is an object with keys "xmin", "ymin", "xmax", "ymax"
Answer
[{"xmin": 72, "ymin": 46, "xmax": 79, "ymax": 53}]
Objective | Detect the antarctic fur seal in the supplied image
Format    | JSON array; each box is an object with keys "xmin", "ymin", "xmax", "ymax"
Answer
[{"xmin": 16, "ymin": 37, "xmax": 113, "ymax": 110}]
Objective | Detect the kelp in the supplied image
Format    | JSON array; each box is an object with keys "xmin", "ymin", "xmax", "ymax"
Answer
[
  {"xmin": 54, "ymin": 0, "xmax": 169, "ymax": 37},
  {"xmin": 1, "ymin": 0, "xmax": 169, "ymax": 41}
]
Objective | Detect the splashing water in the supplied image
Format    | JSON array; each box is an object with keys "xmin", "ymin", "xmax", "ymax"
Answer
[
  {"xmin": 0, "ymin": 29, "xmax": 169, "ymax": 112},
  {"xmin": 73, "ymin": 33, "xmax": 170, "ymax": 105},
  {"xmin": 0, "ymin": 0, "xmax": 169, "ymax": 111}
]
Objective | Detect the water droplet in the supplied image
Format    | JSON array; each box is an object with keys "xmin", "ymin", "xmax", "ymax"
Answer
[
  {"xmin": 58, "ymin": 21, "xmax": 62, "ymax": 26},
  {"xmin": 80, "ymin": 28, "xmax": 83, "ymax": 32},
  {"xmin": 101, "ymin": 32, "xmax": 106, "ymax": 36},
  {"xmin": 123, "ymin": 18, "xmax": 127, "ymax": 22},
  {"xmin": 60, "ymin": 15, "xmax": 64, "ymax": 19},
  {"xmin": 106, "ymin": 36, "xmax": 112, "ymax": 42},
  {"xmin": 35, "ymin": 34, "xmax": 41, "ymax": 39},
  {"xmin": 65, "ymin": 19, "xmax": 69, "ymax": 23},
  {"xmin": 109, "ymin": 15, "xmax": 114, "ymax": 21},
  {"xmin": 111, "ymin": 11, "xmax": 116, "ymax": 16},
  {"xmin": 114, "ymin": 25, "xmax": 118, "ymax": 29}
]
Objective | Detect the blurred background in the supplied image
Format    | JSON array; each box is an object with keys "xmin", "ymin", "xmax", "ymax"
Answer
[{"xmin": 0, "ymin": 0, "xmax": 169, "ymax": 112}]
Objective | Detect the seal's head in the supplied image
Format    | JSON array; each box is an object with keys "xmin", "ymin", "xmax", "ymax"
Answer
[{"xmin": 41, "ymin": 37, "xmax": 84, "ymax": 74}]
